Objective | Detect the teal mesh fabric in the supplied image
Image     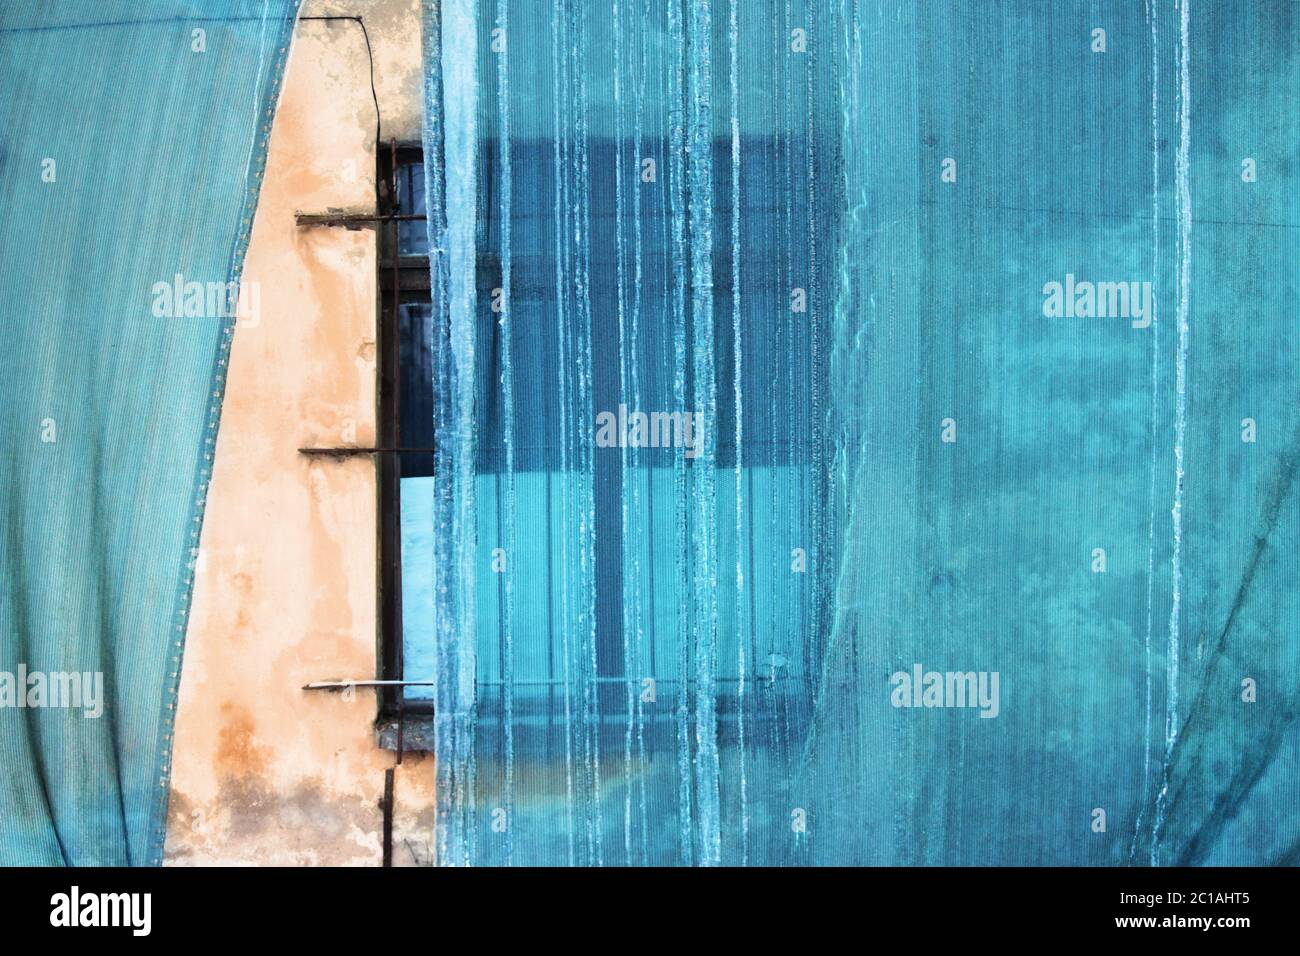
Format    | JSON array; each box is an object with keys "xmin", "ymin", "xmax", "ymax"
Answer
[
  {"xmin": 0, "ymin": 1, "xmax": 298, "ymax": 865},
  {"xmin": 813, "ymin": 0, "xmax": 1300, "ymax": 868},
  {"xmin": 420, "ymin": 0, "xmax": 1300, "ymax": 866},
  {"xmin": 800, "ymin": 0, "xmax": 1300, "ymax": 868},
  {"xmin": 422, "ymin": 0, "xmax": 842, "ymax": 866}
]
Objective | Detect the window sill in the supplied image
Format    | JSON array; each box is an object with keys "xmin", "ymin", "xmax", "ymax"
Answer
[{"xmin": 376, "ymin": 715, "xmax": 436, "ymax": 754}]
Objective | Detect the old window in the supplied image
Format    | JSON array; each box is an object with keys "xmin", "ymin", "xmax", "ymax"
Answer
[
  {"xmin": 375, "ymin": 134, "xmax": 827, "ymax": 761},
  {"xmin": 377, "ymin": 143, "xmax": 435, "ymax": 724}
]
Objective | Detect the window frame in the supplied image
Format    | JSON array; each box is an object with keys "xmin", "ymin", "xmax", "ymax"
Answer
[{"xmin": 377, "ymin": 141, "xmax": 433, "ymax": 720}]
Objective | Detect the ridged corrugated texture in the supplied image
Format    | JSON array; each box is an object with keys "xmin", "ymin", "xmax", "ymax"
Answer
[
  {"xmin": 421, "ymin": 0, "xmax": 1300, "ymax": 866},
  {"xmin": 0, "ymin": 0, "xmax": 299, "ymax": 866}
]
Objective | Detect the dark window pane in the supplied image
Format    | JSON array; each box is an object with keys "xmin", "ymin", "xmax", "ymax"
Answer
[{"xmin": 396, "ymin": 162, "xmax": 428, "ymax": 256}]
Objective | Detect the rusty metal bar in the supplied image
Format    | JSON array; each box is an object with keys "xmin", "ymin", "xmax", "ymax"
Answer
[
  {"xmin": 295, "ymin": 211, "xmax": 427, "ymax": 227},
  {"xmin": 388, "ymin": 137, "xmax": 408, "ymax": 765},
  {"xmin": 381, "ymin": 768, "xmax": 394, "ymax": 868},
  {"xmin": 298, "ymin": 446, "xmax": 436, "ymax": 458},
  {"xmin": 303, "ymin": 679, "xmax": 435, "ymax": 691}
]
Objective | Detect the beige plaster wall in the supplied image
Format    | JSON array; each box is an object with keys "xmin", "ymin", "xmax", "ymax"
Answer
[{"xmin": 164, "ymin": 0, "xmax": 434, "ymax": 866}]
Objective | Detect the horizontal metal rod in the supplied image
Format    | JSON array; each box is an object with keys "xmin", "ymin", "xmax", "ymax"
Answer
[
  {"xmin": 303, "ymin": 679, "xmax": 436, "ymax": 691},
  {"xmin": 299, "ymin": 446, "xmax": 436, "ymax": 457},
  {"xmin": 296, "ymin": 212, "xmax": 428, "ymax": 227}
]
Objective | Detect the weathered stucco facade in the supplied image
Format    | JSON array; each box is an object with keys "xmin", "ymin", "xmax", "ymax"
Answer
[{"xmin": 164, "ymin": 0, "xmax": 434, "ymax": 866}]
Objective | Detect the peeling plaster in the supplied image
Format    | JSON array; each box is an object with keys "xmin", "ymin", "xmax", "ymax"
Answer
[{"xmin": 164, "ymin": 0, "xmax": 434, "ymax": 867}]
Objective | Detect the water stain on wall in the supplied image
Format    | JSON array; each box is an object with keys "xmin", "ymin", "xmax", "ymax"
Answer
[{"xmin": 164, "ymin": 0, "xmax": 437, "ymax": 867}]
